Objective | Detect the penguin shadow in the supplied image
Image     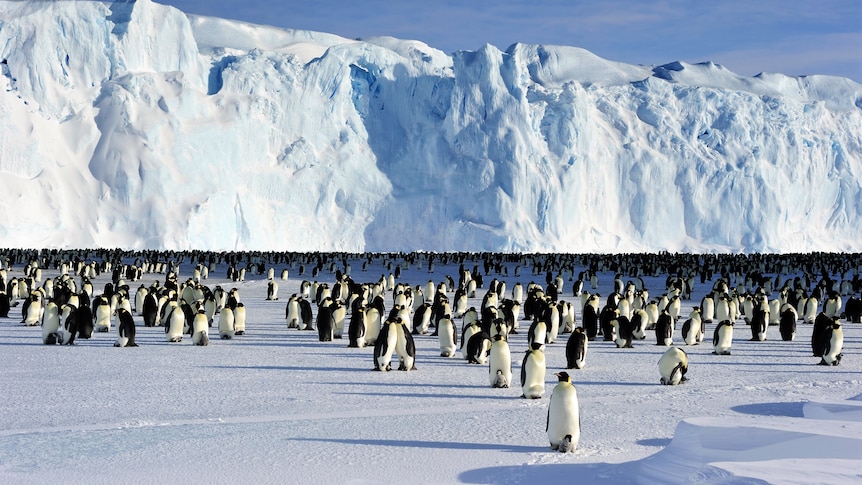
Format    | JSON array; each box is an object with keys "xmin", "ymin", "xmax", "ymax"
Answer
[
  {"xmin": 287, "ymin": 436, "xmax": 540, "ymax": 454},
  {"xmin": 730, "ymin": 401, "xmax": 804, "ymax": 418},
  {"xmin": 331, "ymin": 381, "xmax": 482, "ymax": 390},
  {"xmin": 204, "ymin": 364, "xmax": 368, "ymax": 373},
  {"xmin": 458, "ymin": 462, "xmax": 635, "ymax": 485},
  {"xmin": 334, "ymin": 390, "xmax": 514, "ymax": 401}
]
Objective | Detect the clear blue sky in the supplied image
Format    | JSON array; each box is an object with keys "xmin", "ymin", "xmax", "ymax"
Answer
[{"xmin": 160, "ymin": 0, "xmax": 861, "ymax": 82}]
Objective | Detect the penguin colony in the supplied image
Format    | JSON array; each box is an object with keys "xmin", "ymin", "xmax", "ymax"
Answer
[{"xmin": 2, "ymin": 249, "xmax": 859, "ymax": 452}]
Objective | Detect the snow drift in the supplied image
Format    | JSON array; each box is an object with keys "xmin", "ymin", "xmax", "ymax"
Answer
[{"xmin": 0, "ymin": 0, "xmax": 860, "ymax": 252}]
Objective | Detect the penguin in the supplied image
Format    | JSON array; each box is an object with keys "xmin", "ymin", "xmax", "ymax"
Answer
[
  {"xmin": 658, "ymin": 347, "xmax": 688, "ymax": 385},
  {"xmin": 546, "ymin": 372, "xmax": 580, "ymax": 453},
  {"xmin": 394, "ymin": 318, "xmax": 416, "ymax": 371},
  {"xmin": 565, "ymin": 327, "xmax": 588, "ymax": 370},
  {"xmin": 285, "ymin": 295, "xmax": 301, "ymax": 329},
  {"xmin": 364, "ymin": 306, "xmax": 382, "ymax": 346},
  {"xmin": 218, "ymin": 307, "xmax": 235, "ymax": 339},
  {"xmin": 266, "ymin": 279, "xmax": 279, "ymax": 301},
  {"xmin": 611, "ymin": 316, "xmax": 634, "ymax": 348},
  {"xmin": 373, "ymin": 318, "xmax": 397, "ymax": 371},
  {"xmin": 192, "ymin": 309, "xmax": 210, "ymax": 346},
  {"xmin": 520, "ymin": 342, "xmax": 546, "ymax": 399},
  {"xmin": 527, "ymin": 320, "xmax": 548, "ymax": 351},
  {"xmin": 0, "ymin": 290, "xmax": 9, "ymax": 318},
  {"xmin": 41, "ymin": 301, "xmax": 61, "ymax": 345},
  {"xmin": 749, "ymin": 306, "xmax": 768, "ymax": 341},
  {"xmin": 812, "ymin": 313, "xmax": 836, "ymax": 357},
  {"xmin": 76, "ymin": 304, "xmax": 93, "ymax": 339},
  {"xmin": 466, "ymin": 331, "xmax": 491, "ymax": 365},
  {"xmin": 488, "ymin": 334, "xmax": 511, "ymax": 388},
  {"xmin": 166, "ymin": 305, "xmax": 185, "ymax": 342},
  {"xmin": 331, "ymin": 302, "xmax": 347, "ymax": 339},
  {"xmin": 317, "ymin": 304, "xmax": 334, "ymax": 342},
  {"xmin": 460, "ymin": 320, "xmax": 482, "ymax": 360},
  {"xmin": 412, "ymin": 302, "xmax": 432, "ymax": 335},
  {"xmin": 681, "ymin": 307, "xmax": 702, "ymax": 346},
  {"xmin": 582, "ymin": 295, "xmax": 600, "ymax": 341},
  {"xmin": 655, "ymin": 310, "xmax": 673, "ymax": 346},
  {"xmin": 59, "ymin": 304, "xmax": 78, "ymax": 345},
  {"xmin": 437, "ymin": 314, "xmax": 457, "ymax": 357},
  {"xmin": 233, "ymin": 302, "xmax": 246, "ymax": 335},
  {"xmin": 712, "ymin": 320, "xmax": 733, "ymax": 355},
  {"xmin": 819, "ymin": 321, "xmax": 844, "ymax": 366},
  {"xmin": 93, "ymin": 296, "xmax": 112, "ymax": 333},
  {"xmin": 700, "ymin": 294, "xmax": 715, "ymax": 323},
  {"xmin": 114, "ymin": 308, "xmax": 137, "ymax": 347},
  {"xmin": 348, "ymin": 307, "xmax": 367, "ymax": 348},
  {"xmin": 778, "ymin": 303, "xmax": 797, "ymax": 341},
  {"xmin": 631, "ymin": 309, "xmax": 648, "ymax": 340},
  {"xmin": 22, "ymin": 293, "xmax": 42, "ymax": 326}
]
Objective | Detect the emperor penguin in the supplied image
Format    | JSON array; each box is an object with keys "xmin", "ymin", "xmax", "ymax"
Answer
[
  {"xmin": 93, "ymin": 296, "xmax": 112, "ymax": 333},
  {"xmin": 778, "ymin": 303, "xmax": 797, "ymax": 341},
  {"xmin": 611, "ymin": 315, "xmax": 634, "ymax": 348},
  {"xmin": 488, "ymin": 334, "xmax": 512, "ymax": 388},
  {"xmin": 285, "ymin": 295, "xmax": 301, "ymax": 329},
  {"xmin": 819, "ymin": 320, "xmax": 844, "ymax": 366},
  {"xmin": 348, "ymin": 307, "xmax": 367, "ymax": 348},
  {"xmin": 812, "ymin": 313, "xmax": 836, "ymax": 357},
  {"xmin": 59, "ymin": 304, "xmax": 78, "ymax": 345},
  {"xmin": 394, "ymin": 318, "xmax": 416, "ymax": 371},
  {"xmin": 331, "ymin": 302, "xmax": 347, "ymax": 339},
  {"xmin": 565, "ymin": 327, "xmax": 588, "ymax": 369},
  {"xmin": 317, "ymin": 304, "xmax": 334, "ymax": 342},
  {"xmin": 219, "ymin": 307, "xmax": 235, "ymax": 339},
  {"xmin": 437, "ymin": 314, "xmax": 457, "ymax": 357},
  {"xmin": 266, "ymin": 280, "xmax": 279, "ymax": 301},
  {"xmin": 41, "ymin": 301, "xmax": 61, "ymax": 345},
  {"xmin": 22, "ymin": 293, "xmax": 42, "ymax": 326},
  {"xmin": 364, "ymin": 306, "xmax": 382, "ymax": 346},
  {"xmin": 700, "ymin": 294, "xmax": 715, "ymax": 323},
  {"xmin": 712, "ymin": 320, "xmax": 733, "ymax": 355},
  {"xmin": 373, "ymin": 318, "xmax": 398, "ymax": 371},
  {"xmin": 466, "ymin": 331, "xmax": 492, "ymax": 365},
  {"xmin": 461, "ymin": 320, "xmax": 482, "ymax": 360},
  {"xmin": 681, "ymin": 307, "xmax": 703, "ymax": 346},
  {"xmin": 527, "ymin": 320, "xmax": 548, "ymax": 351},
  {"xmin": 521, "ymin": 342, "xmax": 546, "ymax": 399},
  {"xmin": 631, "ymin": 309, "xmax": 648, "ymax": 340},
  {"xmin": 114, "ymin": 308, "xmax": 138, "ymax": 347},
  {"xmin": 582, "ymin": 295, "xmax": 600, "ymax": 341},
  {"xmin": 749, "ymin": 306, "xmax": 768, "ymax": 341},
  {"xmin": 75, "ymin": 304, "xmax": 93, "ymax": 340},
  {"xmin": 192, "ymin": 309, "xmax": 210, "ymax": 346},
  {"xmin": 655, "ymin": 310, "xmax": 674, "ymax": 346},
  {"xmin": 233, "ymin": 302, "xmax": 246, "ymax": 335},
  {"xmin": 658, "ymin": 347, "xmax": 689, "ymax": 385},
  {"xmin": 823, "ymin": 292, "xmax": 842, "ymax": 318},
  {"xmin": 166, "ymin": 305, "xmax": 185, "ymax": 342},
  {"xmin": 546, "ymin": 372, "xmax": 580, "ymax": 452}
]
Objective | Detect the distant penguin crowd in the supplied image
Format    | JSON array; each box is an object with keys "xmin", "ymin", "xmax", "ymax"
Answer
[{"xmin": 1, "ymin": 248, "xmax": 860, "ymax": 453}]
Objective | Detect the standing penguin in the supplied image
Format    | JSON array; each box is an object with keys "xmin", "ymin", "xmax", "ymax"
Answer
[
  {"xmin": 546, "ymin": 372, "xmax": 580, "ymax": 453},
  {"xmin": 394, "ymin": 318, "xmax": 416, "ymax": 371},
  {"xmin": 373, "ymin": 318, "xmax": 397, "ymax": 371},
  {"xmin": 582, "ymin": 295, "xmax": 600, "ymax": 341},
  {"xmin": 681, "ymin": 307, "xmax": 703, "ymax": 346},
  {"xmin": 93, "ymin": 297, "xmax": 112, "ymax": 333},
  {"xmin": 565, "ymin": 327, "xmax": 588, "ymax": 370},
  {"xmin": 192, "ymin": 309, "xmax": 210, "ymax": 346},
  {"xmin": 655, "ymin": 310, "xmax": 674, "ymax": 346},
  {"xmin": 218, "ymin": 307, "xmax": 235, "ymax": 340},
  {"xmin": 712, "ymin": 320, "xmax": 733, "ymax": 355},
  {"xmin": 778, "ymin": 303, "xmax": 797, "ymax": 341},
  {"xmin": 521, "ymin": 342, "xmax": 546, "ymax": 399},
  {"xmin": 348, "ymin": 307, "xmax": 367, "ymax": 348},
  {"xmin": 527, "ymin": 320, "xmax": 548, "ymax": 351},
  {"xmin": 437, "ymin": 314, "xmax": 457, "ymax": 357},
  {"xmin": 233, "ymin": 302, "xmax": 246, "ymax": 335},
  {"xmin": 266, "ymin": 280, "xmax": 279, "ymax": 301},
  {"xmin": 41, "ymin": 301, "xmax": 61, "ymax": 345},
  {"xmin": 658, "ymin": 347, "xmax": 688, "ymax": 385},
  {"xmin": 466, "ymin": 331, "xmax": 492, "ymax": 365},
  {"xmin": 611, "ymin": 316, "xmax": 634, "ymax": 348},
  {"xmin": 488, "ymin": 334, "xmax": 511, "ymax": 388},
  {"xmin": 59, "ymin": 304, "xmax": 78, "ymax": 345},
  {"xmin": 114, "ymin": 308, "xmax": 138, "ymax": 347},
  {"xmin": 166, "ymin": 305, "xmax": 185, "ymax": 342},
  {"xmin": 819, "ymin": 320, "xmax": 844, "ymax": 366},
  {"xmin": 812, "ymin": 313, "xmax": 837, "ymax": 358},
  {"xmin": 749, "ymin": 306, "xmax": 768, "ymax": 341}
]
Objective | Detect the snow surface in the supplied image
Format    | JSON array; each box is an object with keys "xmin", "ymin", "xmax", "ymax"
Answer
[
  {"xmin": 0, "ymin": 0, "xmax": 861, "ymax": 252},
  {"xmin": 2, "ymin": 251, "xmax": 861, "ymax": 484}
]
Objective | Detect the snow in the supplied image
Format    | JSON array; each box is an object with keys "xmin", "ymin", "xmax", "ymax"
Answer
[
  {"xmin": 2, "ymin": 251, "xmax": 861, "ymax": 484},
  {"xmin": 0, "ymin": 0, "xmax": 860, "ymax": 252}
]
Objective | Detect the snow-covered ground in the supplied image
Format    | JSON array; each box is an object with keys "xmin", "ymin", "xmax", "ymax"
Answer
[{"xmin": 1, "ymin": 252, "xmax": 860, "ymax": 484}]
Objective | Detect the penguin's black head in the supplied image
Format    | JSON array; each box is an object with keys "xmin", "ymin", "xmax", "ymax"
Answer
[{"xmin": 555, "ymin": 371, "xmax": 571, "ymax": 382}]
